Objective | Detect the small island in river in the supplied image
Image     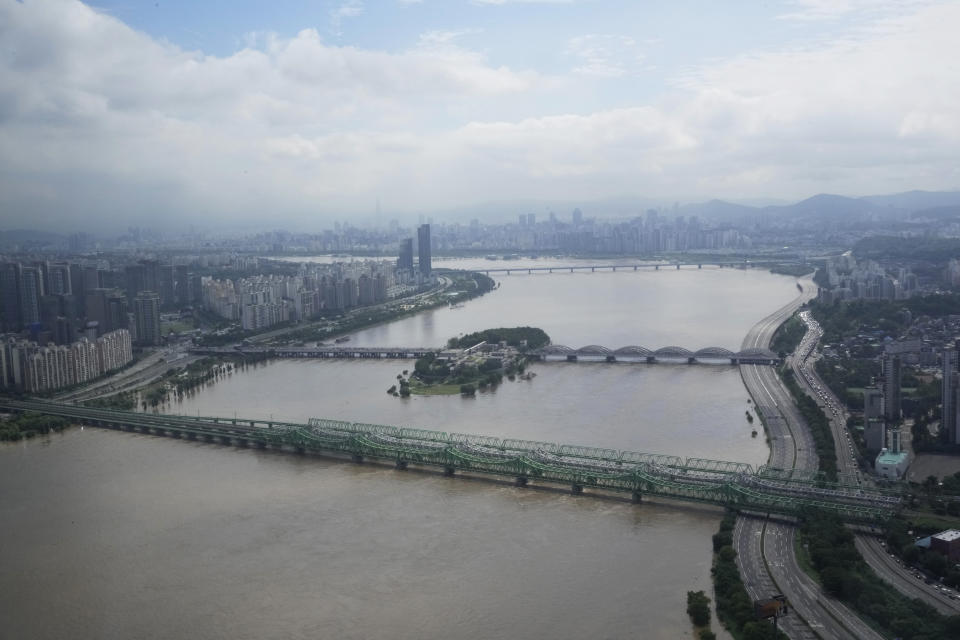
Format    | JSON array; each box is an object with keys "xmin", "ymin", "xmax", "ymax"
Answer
[{"xmin": 389, "ymin": 327, "xmax": 550, "ymax": 397}]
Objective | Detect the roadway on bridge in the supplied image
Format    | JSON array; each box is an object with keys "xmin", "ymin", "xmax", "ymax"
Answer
[
  {"xmin": 736, "ymin": 277, "xmax": 885, "ymax": 640},
  {"xmin": 794, "ymin": 312, "xmax": 960, "ymax": 615}
]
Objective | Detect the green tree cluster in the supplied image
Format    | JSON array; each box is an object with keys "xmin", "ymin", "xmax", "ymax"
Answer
[
  {"xmin": 799, "ymin": 509, "xmax": 960, "ymax": 640},
  {"xmin": 711, "ymin": 512, "xmax": 786, "ymax": 640},
  {"xmin": 781, "ymin": 369, "xmax": 838, "ymax": 480},
  {"xmin": 449, "ymin": 326, "xmax": 550, "ymax": 350},
  {"xmin": 686, "ymin": 590, "xmax": 712, "ymax": 626},
  {"xmin": 0, "ymin": 412, "xmax": 70, "ymax": 441},
  {"xmin": 770, "ymin": 315, "xmax": 806, "ymax": 358}
]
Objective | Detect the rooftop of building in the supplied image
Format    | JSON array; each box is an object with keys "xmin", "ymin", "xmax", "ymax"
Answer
[
  {"xmin": 875, "ymin": 450, "xmax": 908, "ymax": 465},
  {"xmin": 933, "ymin": 529, "xmax": 960, "ymax": 543}
]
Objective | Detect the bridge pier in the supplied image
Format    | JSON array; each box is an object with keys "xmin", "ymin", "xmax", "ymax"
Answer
[
  {"xmin": 606, "ymin": 355, "xmax": 616, "ymax": 362},
  {"xmin": 566, "ymin": 355, "xmax": 577, "ymax": 362},
  {"xmin": 655, "ymin": 265, "xmax": 659, "ymax": 270},
  {"xmin": 515, "ymin": 476, "xmax": 528, "ymax": 487},
  {"xmin": 187, "ymin": 432, "xmax": 197, "ymax": 440},
  {"xmin": 570, "ymin": 268, "xmax": 574, "ymax": 273},
  {"xmin": 352, "ymin": 454, "xmax": 364, "ymax": 463},
  {"xmin": 612, "ymin": 266, "xmax": 616, "ymax": 272},
  {"xmin": 528, "ymin": 269, "xmax": 531, "ymax": 274},
  {"xmin": 172, "ymin": 431, "xmax": 181, "ymax": 439},
  {"xmin": 548, "ymin": 268, "xmax": 553, "ymax": 273},
  {"xmin": 220, "ymin": 435, "xmax": 232, "ymax": 445},
  {"xmin": 688, "ymin": 357, "xmax": 696, "ymax": 364},
  {"xmin": 676, "ymin": 264, "xmax": 680, "ymax": 269},
  {"xmin": 698, "ymin": 264, "xmax": 702, "ymax": 269},
  {"xmin": 257, "ymin": 440, "xmax": 267, "ymax": 449},
  {"xmin": 633, "ymin": 265, "xmax": 637, "ymax": 271},
  {"xmin": 396, "ymin": 459, "xmax": 408, "ymax": 470},
  {"xmin": 237, "ymin": 438, "xmax": 249, "ymax": 448},
  {"xmin": 646, "ymin": 356, "xmax": 655, "ymax": 364},
  {"xmin": 591, "ymin": 267, "xmax": 595, "ymax": 272},
  {"xmin": 571, "ymin": 483, "xmax": 583, "ymax": 494},
  {"xmin": 443, "ymin": 465, "xmax": 455, "ymax": 476},
  {"xmin": 632, "ymin": 491, "xmax": 642, "ymax": 504},
  {"xmin": 204, "ymin": 434, "xmax": 215, "ymax": 443}
]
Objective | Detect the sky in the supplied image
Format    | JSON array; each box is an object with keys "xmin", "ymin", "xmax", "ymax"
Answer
[{"xmin": 1, "ymin": 0, "xmax": 959, "ymax": 232}]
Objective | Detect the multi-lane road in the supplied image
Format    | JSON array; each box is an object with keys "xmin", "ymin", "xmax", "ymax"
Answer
[
  {"xmin": 736, "ymin": 277, "xmax": 886, "ymax": 640},
  {"xmin": 793, "ymin": 312, "xmax": 960, "ymax": 615}
]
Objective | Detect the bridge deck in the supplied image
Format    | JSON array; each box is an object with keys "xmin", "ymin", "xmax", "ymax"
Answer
[{"xmin": 2, "ymin": 400, "xmax": 898, "ymax": 522}]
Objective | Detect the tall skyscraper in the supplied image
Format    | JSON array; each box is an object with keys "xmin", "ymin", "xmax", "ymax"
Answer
[
  {"xmin": 881, "ymin": 353, "xmax": 902, "ymax": 421},
  {"xmin": 0, "ymin": 262, "xmax": 21, "ymax": 332},
  {"xmin": 398, "ymin": 238, "xmax": 414, "ymax": 271},
  {"xmin": 417, "ymin": 224, "xmax": 431, "ymax": 276},
  {"xmin": 19, "ymin": 266, "xmax": 44, "ymax": 327},
  {"xmin": 134, "ymin": 291, "xmax": 161, "ymax": 346},
  {"xmin": 943, "ymin": 345, "xmax": 960, "ymax": 444}
]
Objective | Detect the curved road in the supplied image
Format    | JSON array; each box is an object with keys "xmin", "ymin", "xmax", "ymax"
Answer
[
  {"xmin": 735, "ymin": 277, "xmax": 885, "ymax": 640},
  {"xmin": 794, "ymin": 312, "xmax": 960, "ymax": 615}
]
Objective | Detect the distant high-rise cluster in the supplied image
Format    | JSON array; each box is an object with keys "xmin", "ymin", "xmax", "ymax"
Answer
[
  {"xmin": 201, "ymin": 261, "xmax": 395, "ymax": 331},
  {"xmin": 0, "ymin": 329, "xmax": 132, "ymax": 393},
  {"xmin": 0, "ymin": 258, "xmax": 201, "ymax": 347},
  {"xmin": 818, "ymin": 255, "xmax": 917, "ymax": 303}
]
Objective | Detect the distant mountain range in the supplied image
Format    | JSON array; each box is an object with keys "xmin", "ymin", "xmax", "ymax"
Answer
[
  {"xmin": 433, "ymin": 190, "xmax": 960, "ymax": 226},
  {"xmin": 677, "ymin": 190, "xmax": 960, "ymax": 224}
]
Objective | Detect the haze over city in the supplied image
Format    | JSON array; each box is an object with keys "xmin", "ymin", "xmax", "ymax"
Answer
[{"xmin": 2, "ymin": 0, "xmax": 959, "ymax": 232}]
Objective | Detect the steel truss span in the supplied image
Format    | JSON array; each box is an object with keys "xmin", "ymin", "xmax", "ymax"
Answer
[{"xmin": 2, "ymin": 399, "xmax": 900, "ymax": 523}]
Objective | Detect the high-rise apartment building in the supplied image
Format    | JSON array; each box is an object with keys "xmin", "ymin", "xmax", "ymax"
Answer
[
  {"xmin": 0, "ymin": 262, "xmax": 21, "ymax": 331},
  {"xmin": 881, "ymin": 353, "xmax": 902, "ymax": 421},
  {"xmin": 417, "ymin": 224, "xmax": 431, "ymax": 276},
  {"xmin": 19, "ymin": 266, "xmax": 44, "ymax": 327},
  {"xmin": 943, "ymin": 345, "xmax": 960, "ymax": 444},
  {"xmin": 134, "ymin": 291, "xmax": 161, "ymax": 346},
  {"xmin": 398, "ymin": 238, "xmax": 414, "ymax": 271}
]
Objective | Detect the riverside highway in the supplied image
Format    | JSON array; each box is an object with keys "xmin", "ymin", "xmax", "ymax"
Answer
[{"xmin": 736, "ymin": 276, "xmax": 885, "ymax": 640}]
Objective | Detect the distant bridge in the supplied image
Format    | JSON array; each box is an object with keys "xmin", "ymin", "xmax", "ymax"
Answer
[
  {"xmin": 189, "ymin": 344, "xmax": 780, "ymax": 365},
  {"xmin": 532, "ymin": 345, "xmax": 780, "ymax": 365},
  {"xmin": 477, "ymin": 260, "xmax": 807, "ymax": 275},
  {"xmin": 1, "ymin": 400, "xmax": 899, "ymax": 523},
  {"xmin": 191, "ymin": 346, "xmax": 438, "ymax": 359}
]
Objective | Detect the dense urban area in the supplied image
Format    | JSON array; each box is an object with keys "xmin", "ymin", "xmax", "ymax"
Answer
[{"xmin": 7, "ymin": 192, "xmax": 960, "ymax": 639}]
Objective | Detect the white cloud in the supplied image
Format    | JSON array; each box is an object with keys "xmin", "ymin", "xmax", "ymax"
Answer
[
  {"xmin": 0, "ymin": 0, "xmax": 958, "ymax": 230},
  {"xmin": 566, "ymin": 34, "xmax": 644, "ymax": 77}
]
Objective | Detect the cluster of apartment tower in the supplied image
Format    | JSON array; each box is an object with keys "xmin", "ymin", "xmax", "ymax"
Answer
[
  {"xmin": 202, "ymin": 225, "xmax": 433, "ymax": 331},
  {"xmin": 0, "ymin": 258, "xmax": 198, "ymax": 349},
  {"xmin": 0, "ymin": 328, "xmax": 133, "ymax": 394}
]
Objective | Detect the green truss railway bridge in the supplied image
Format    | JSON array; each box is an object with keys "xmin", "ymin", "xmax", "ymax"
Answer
[{"xmin": 1, "ymin": 399, "xmax": 901, "ymax": 523}]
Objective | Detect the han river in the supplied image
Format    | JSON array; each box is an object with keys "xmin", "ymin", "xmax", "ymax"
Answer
[{"xmin": 1, "ymin": 259, "xmax": 800, "ymax": 639}]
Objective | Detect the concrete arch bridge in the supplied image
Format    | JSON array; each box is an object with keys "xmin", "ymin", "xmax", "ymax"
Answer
[{"xmin": 532, "ymin": 345, "xmax": 780, "ymax": 365}]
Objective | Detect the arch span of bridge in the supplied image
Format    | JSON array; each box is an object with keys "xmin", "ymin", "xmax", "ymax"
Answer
[
  {"xmin": 533, "ymin": 345, "xmax": 779, "ymax": 365},
  {"xmin": 1, "ymin": 400, "xmax": 899, "ymax": 522}
]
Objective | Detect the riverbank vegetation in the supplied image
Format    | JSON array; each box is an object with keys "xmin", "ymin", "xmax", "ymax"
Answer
[
  {"xmin": 686, "ymin": 590, "xmax": 715, "ymax": 639},
  {"xmin": 798, "ymin": 509, "xmax": 960, "ymax": 640},
  {"xmin": 711, "ymin": 511, "xmax": 785, "ymax": 640},
  {"xmin": 394, "ymin": 351, "xmax": 513, "ymax": 396},
  {"xmin": 0, "ymin": 412, "xmax": 70, "ymax": 441},
  {"xmin": 447, "ymin": 326, "xmax": 550, "ymax": 350}
]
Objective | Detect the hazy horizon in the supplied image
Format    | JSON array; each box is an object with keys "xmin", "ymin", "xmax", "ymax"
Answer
[{"xmin": 2, "ymin": 0, "xmax": 959, "ymax": 232}]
